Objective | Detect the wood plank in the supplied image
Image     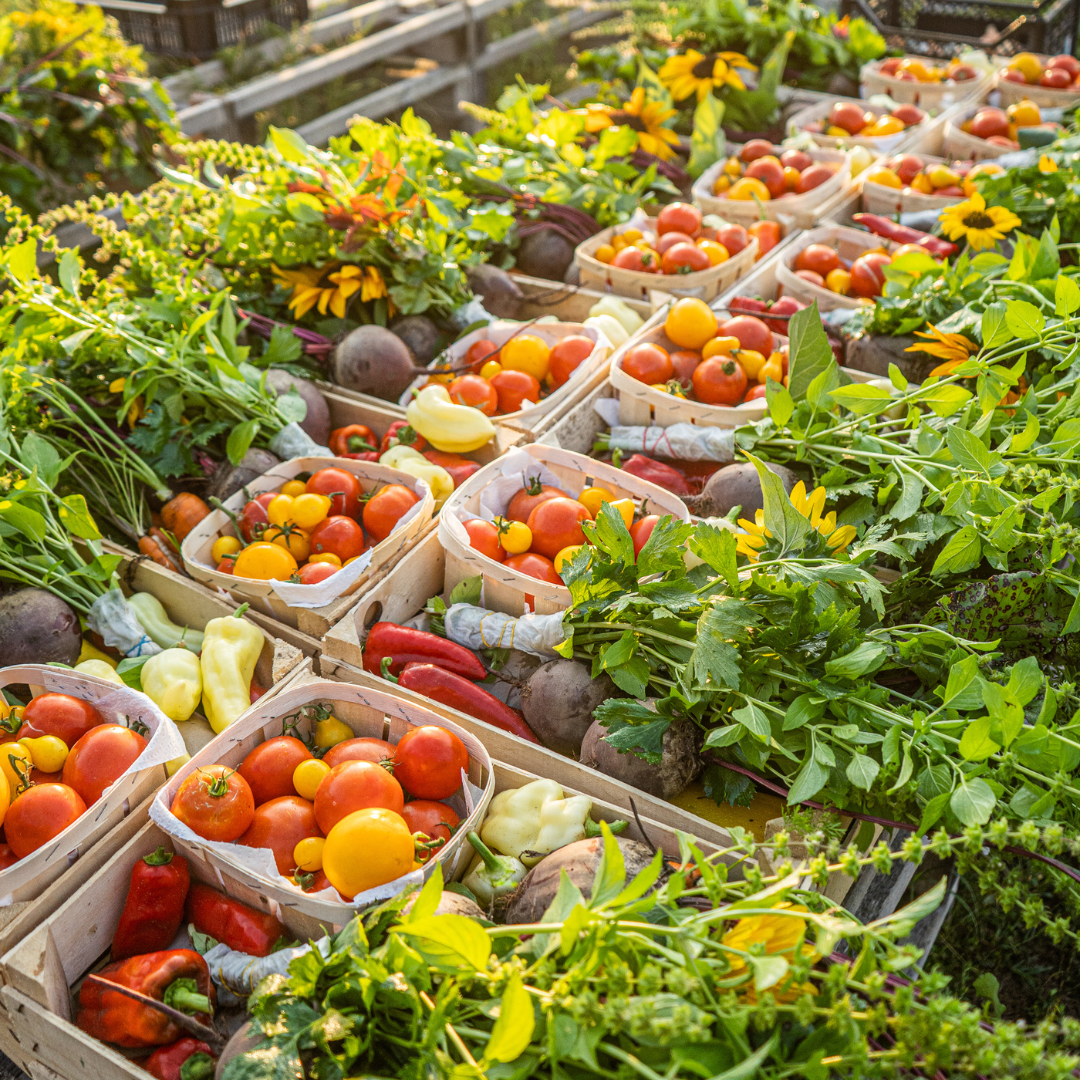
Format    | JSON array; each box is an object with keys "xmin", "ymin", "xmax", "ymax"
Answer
[{"xmin": 476, "ymin": 3, "xmax": 615, "ymax": 70}]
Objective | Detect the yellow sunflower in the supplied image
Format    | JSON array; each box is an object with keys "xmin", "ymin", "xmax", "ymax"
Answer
[
  {"xmin": 938, "ymin": 192, "xmax": 1021, "ymax": 251},
  {"xmin": 659, "ymin": 49, "xmax": 757, "ymax": 102},
  {"xmin": 905, "ymin": 322, "xmax": 978, "ymax": 378},
  {"xmin": 273, "ymin": 263, "xmax": 391, "ymax": 319},
  {"xmin": 721, "ymin": 903, "xmax": 817, "ymax": 1001},
  {"xmin": 578, "ymin": 87, "xmax": 681, "ymax": 161},
  {"xmin": 1039, "ymin": 154, "xmax": 1058, "ymax": 174},
  {"xmin": 736, "ymin": 482, "xmax": 856, "ymax": 561}
]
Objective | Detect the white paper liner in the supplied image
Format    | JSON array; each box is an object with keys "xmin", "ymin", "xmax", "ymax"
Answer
[{"xmin": 267, "ymin": 479, "xmax": 431, "ymax": 608}]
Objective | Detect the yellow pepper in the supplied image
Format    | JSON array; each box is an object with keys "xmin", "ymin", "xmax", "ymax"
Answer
[
  {"xmin": 406, "ymin": 384, "xmax": 496, "ymax": 453},
  {"xmin": 166, "ymin": 754, "xmax": 191, "ymax": 776},
  {"xmin": 200, "ymin": 608, "xmax": 264, "ymax": 733},
  {"xmin": 142, "ymin": 647, "xmax": 203, "ymax": 722},
  {"xmin": 314, "ymin": 711, "xmax": 352, "ymax": 748},
  {"xmin": 74, "ymin": 659, "xmax": 125, "ymax": 686},
  {"xmin": 379, "ymin": 445, "xmax": 454, "ymax": 508},
  {"xmin": 0, "ymin": 744, "xmax": 32, "ymax": 801},
  {"xmin": 480, "ymin": 779, "xmax": 591, "ymax": 862},
  {"xmin": 19, "ymin": 735, "xmax": 68, "ymax": 773},
  {"xmin": 77, "ymin": 640, "xmax": 118, "ymax": 669}
]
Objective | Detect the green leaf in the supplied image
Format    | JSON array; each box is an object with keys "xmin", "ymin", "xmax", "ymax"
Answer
[
  {"xmin": 116, "ymin": 656, "xmax": 149, "ymax": 691},
  {"xmin": 0, "ymin": 502, "xmax": 46, "ymax": 542},
  {"xmin": 846, "ymin": 753, "xmax": 880, "ymax": 791},
  {"xmin": 1011, "ymin": 412, "xmax": 1040, "ymax": 453},
  {"xmin": 958, "ymin": 716, "xmax": 999, "ymax": 761},
  {"xmin": 589, "ymin": 821, "xmax": 627, "ymax": 907},
  {"xmin": 1004, "ymin": 299, "xmax": 1045, "ymax": 340},
  {"xmin": 931, "ymin": 525, "xmax": 982, "ymax": 576},
  {"xmin": 1056, "ymin": 275, "xmax": 1080, "ymax": 316},
  {"xmin": 869, "ymin": 876, "xmax": 945, "ymax": 931},
  {"xmin": 829, "ymin": 383, "xmax": 892, "ymax": 416},
  {"xmin": 939, "ymin": 653, "xmax": 980, "ymax": 708},
  {"xmin": 687, "ymin": 91, "xmax": 725, "ymax": 179},
  {"xmin": 6, "ymin": 238, "xmax": 36, "ymax": 283},
  {"xmin": 917, "ymin": 383, "xmax": 972, "ymax": 418},
  {"xmin": 787, "ymin": 756, "xmax": 828, "ymax": 804},
  {"xmin": 636, "ymin": 60, "xmax": 673, "ymax": 111},
  {"xmin": 746, "ymin": 452, "xmax": 811, "ymax": 555},
  {"xmin": 268, "ymin": 126, "xmax": 321, "ymax": 165},
  {"xmin": 918, "ymin": 792, "xmax": 950, "ymax": 835},
  {"xmin": 59, "ymin": 495, "xmax": 101, "ymax": 541},
  {"xmin": 58, "ymin": 250, "xmax": 81, "ymax": 297},
  {"xmin": 731, "ymin": 701, "xmax": 770, "ymax": 742},
  {"xmin": 766, "ymin": 378, "xmax": 794, "ymax": 425},
  {"xmin": 591, "ymin": 501, "xmax": 635, "ymax": 565},
  {"xmin": 398, "ymin": 914, "xmax": 491, "ymax": 972},
  {"xmin": 888, "ymin": 363, "xmax": 908, "ymax": 391},
  {"xmin": 687, "ymin": 525, "xmax": 738, "ymax": 591},
  {"xmin": 783, "ymin": 694, "xmax": 823, "ymax": 731},
  {"xmin": 691, "ymin": 599, "xmax": 750, "ymax": 690},
  {"xmin": 484, "ymin": 972, "xmax": 535, "ymax": 1064},
  {"xmin": 824, "ymin": 641, "xmax": 887, "ymax": 679},
  {"xmin": 404, "ymin": 862, "xmax": 444, "ymax": 922},
  {"xmin": 226, "ymin": 420, "xmax": 260, "ymax": 466},
  {"xmin": 947, "ymin": 425, "xmax": 994, "ymax": 477},
  {"xmin": 786, "ymin": 302, "xmax": 833, "ymax": 400},
  {"xmin": 950, "ymin": 777, "xmax": 996, "ymax": 826},
  {"xmin": 980, "ymin": 303, "xmax": 1011, "ymax": 348}
]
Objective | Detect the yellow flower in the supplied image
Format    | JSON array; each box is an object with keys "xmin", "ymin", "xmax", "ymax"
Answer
[
  {"xmin": 659, "ymin": 50, "xmax": 757, "ymax": 101},
  {"xmin": 274, "ymin": 263, "xmax": 390, "ymax": 319},
  {"xmin": 359, "ymin": 265, "xmax": 389, "ymax": 303},
  {"xmin": 905, "ymin": 322, "xmax": 978, "ymax": 378},
  {"xmin": 736, "ymin": 508, "xmax": 770, "ymax": 560},
  {"xmin": 577, "ymin": 88, "xmax": 682, "ymax": 161},
  {"xmin": 1039, "ymin": 154, "xmax": 1058, "ymax": 174},
  {"xmin": 722, "ymin": 903, "xmax": 816, "ymax": 1001},
  {"xmin": 938, "ymin": 192, "xmax": 1021, "ymax": 251},
  {"xmin": 738, "ymin": 483, "xmax": 855, "ymax": 561}
]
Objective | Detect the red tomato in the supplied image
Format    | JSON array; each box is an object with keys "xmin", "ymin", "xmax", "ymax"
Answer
[
  {"xmin": 363, "ymin": 484, "xmax": 420, "ymax": 544},
  {"xmin": 306, "ymin": 467, "xmax": 362, "ymax": 519},
  {"xmin": 464, "ymin": 518, "xmax": 505, "ymax": 562},
  {"xmin": 622, "ymin": 343, "xmax": 673, "ymax": 385},
  {"xmin": 850, "ymin": 252, "xmax": 892, "ymax": 298},
  {"xmin": 170, "ymin": 765, "xmax": 255, "ymax": 842},
  {"xmin": 323, "ymin": 737, "xmax": 395, "ymax": 769},
  {"xmin": 795, "ymin": 165, "xmax": 836, "ymax": 193},
  {"xmin": 0, "ymin": 843, "xmax": 17, "ymax": 870},
  {"xmin": 548, "ymin": 336, "xmax": 595, "ymax": 388},
  {"xmin": 661, "ymin": 243, "xmax": 711, "ymax": 275},
  {"xmin": 238, "ymin": 796, "xmax": 322, "ymax": 876},
  {"xmin": 740, "ymin": 139, "xmax": 774, "ymax": 162},
  {"xmin": 313, "ymin": 760, "xmax": 404, "ymax": 834},
  {"xmin": 216, "ymin": 559, "xmax": 236, "ymax": 575},
  {"xmin": 670, "ymin": 350, "xmax": 701, "ymax": 389},
  {"xmin": 762, "ymin": 296, "xmax": 805, "ymax": 336},
  {"xmin": 794, "ymin": 244, "xmax": 841, "ymax": 277},
  {"xmin": 5, "ymin": 784, "xmax": 86, "ymax": 858},
  {"xmin": 239, "ymin": 492, "xmax": 276, "ymax": 542},
  {"xmin": 656, "ymin": 202, "xmax": 703, "ymax": 237},
  {"xmin": 238, "ymin": 736, "xmax": 313, "ymax": 806},
  {"xmin": 62, "ymin": 724, "xmax": 147, "ymax": 806},
  {"xmin": 490, "ymin": 369, "xmax": 541, "ymax": 413},
  {"xmin": 401, "ymin": 800, "xmax": 460, "ymax": 860},
  {"xmin": 745, "ymin": 158, "xmax": 785, "ymax": 198},
  {"xmin": 294, "ymin": 867, "xmax": 345, "ymax": 899},
  {"xmin": 393, "ymin": 725, "xmax": 469, "ymax": 800},
  {"xmin": 251, "ymin": 683, "xmax": 266, "ymax": 703},
  {"xmin": 526, "ymin": 497, "xmax": 590, "ymax": 560},
  {"xmin": 611, "ymin": 247, "xmax": 659, "ymax": 273},
  {"xmin": 692, "ymin": 357, "xmax": 748, "ymax": 406},
  {"xmin": 504, "ymin": 552, "xmax": 562, "ymax": 584},
  {"xmin": 297, "ymin": 562, "xmax": 338, "ymax": 584},
  {"xmin": 717, "ymin": 224, "xmax": 750, "ymax": 255},
  {"xmin": 749, "ymin": 220, "xmax": 783, "ymax": 257},
  {"xmin": 506, "ymin": 480, "xmax": 566, "ymax": 523},
  {"xmin": 719, "ymin": 316, "xmax": 773, "ymax": 356},
  {"xmin": 630, "ymin": 515, "xmax": 660, "ymax": 558},
  {"xmin": 20, "ymin": 694, "xmax": 103, "ymax": 749},
  {"xmin": 794, "ymin": 269, "xmax": 825, "ymax": 287},
  {"xmin": 449, "ymin": 374, "xmax": 498, "ymax": 416},
  {"xmin": 745, "ymin": 383, "xmax": 768, "ymax": 401},
  {"xmin": 655, "ymin": 231, "xmax": 696, "ymax": 255},
  {"xmin": 465, "ymin": 339, "xmax": 498, "ymax": 371},
  {"xmin": 310, "ymin": 516, "xmax": 367, "ymax": 561}
]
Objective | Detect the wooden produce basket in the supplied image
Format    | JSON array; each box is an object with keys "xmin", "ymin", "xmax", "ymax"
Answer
[
  {"xmin": 692, "ymin": 146, "xmax": 851, "ymax": 229},
  {"xmin": 996, "ymin": 59, "xmax": 1080, "ymax": 108},
  {"xmin": 860, "ymin": 57, "xmax": 993, "ymax": 108},
  {"xmin": 943, "ymin": 107, "xmax": 1022, "ymax": 161},
  {"xmin": 180, "ymin": 456, "xmax": 435, "ymax": 635},
  {"xmin": 574, "ymin": 219, "xmax": 758, "ymax": 302},
  {"xmin": 860, "ymin": 152, "xmax": 966, "ymax": 215},
  {"xmin": 510, "ymin": 273, "xmax": 655, "ymax": 322},
  {"xmin": 437, "ymin": 444, "xmax": 690, "ymax": 615},
  {"xmin": 786, "ymin": 97, "xmax": 929, "ymax": 153}
]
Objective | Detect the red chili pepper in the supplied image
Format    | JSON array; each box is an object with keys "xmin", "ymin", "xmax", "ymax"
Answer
[
  {"xmin": 143, "ymin": 1038, "xmax": 216, "ymax": 1080},
  {"xmin": 363, "ymin": 622, "xmax": 487, "ymax": 680},
  {"xmin": 76, "ymin": 950, "xmax": 215, "ymax": 1048},
  {"xmin": 728, "ymin": 295, "xmax": 768, "ymax": 313},
  {"xmin": 340, "ymin": 450, "xmax": 381, "ymax": 461},
  {"xmin": 380, "ymin": 421, "xmax": 426, "ymax": 455},
  {"xmin": 185, "ymin": 884, "xmax": 287, "ymax": 958},
  {"xmin": 422, "ymin": 450, "xmax": 481, "ymax": 489},
  {"xmin": 851, "ymin": 214, "xmax": 958, "ymax": 258},
  {"xmin": 398, "ymin": 663, "xmax": 539, "ymax": 743},
  {"xmin": 329, "ymin": 424, "xmax": 378, "ymax": 457},
  {"xmin": 620, "ymin": 454, "xmax": 692, "ymax": 496},
  {"xmin": 112, "ymin": 847, "xmax": 191, "ymax": 961}
]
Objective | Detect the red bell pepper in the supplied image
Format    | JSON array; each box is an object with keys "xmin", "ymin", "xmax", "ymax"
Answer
[
  {"xmin": 728, "ymin": 295, "xmax": 768, "ymax": 313},
  {"xmin": 851, "ymin": 214, "xmax": 958, "ymax": 258},
  {"xmin": 143, "ymin": 1038, "xmax": 216, "ymax": 1080},
  {"xmin": 620, "ymin": 454, "xmax": 692, "ymax": 497},
  {"xmin": 329, "ymin": 424, "xmax": 378, "ymax": 457},
  {"xmin": 380, "ymin": 421, "xmax": 426, "ymax": 455},
  {"xmin": 185, "ymin": 884, "xmax": 287, "ymax": 958},
  {"xmin": 363, "ymin": 622, "xmax": 487, "ymax": 680},
  {"xmin": 422, "ymin": 450, "xmax": 481, "ymax": 489},
  {"xmin": 112, "ymin": 847, "xmax": 191, "ymax": 961},
  {"xmin": 76, "ymin": 950, "xmax": 215, "ymax": 1048},
  {"xmin": 398, "ymin": 663, "xmax": 539, "ymax": 743}
]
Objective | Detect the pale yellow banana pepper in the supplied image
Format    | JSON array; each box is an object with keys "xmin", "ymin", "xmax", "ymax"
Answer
[
  {"xmin": 406, "ymin": 384, "xmax": 496, "ymax": 453},
  {"xmin": 77, "ymin": 640, "xmax": 118, "ymax": 669},
  {"xmin": 74, "ymin": 659, "xmax": 125, "ymax": 686},
  {"xmin": 480, "ymin": 779, "xmax": 592, "ymax": 864},
  {"xmin": 128, "ymin": 592, "xmax": 205, "ymax": 651},
  {"xmin": 142, "ymin": 647, "xmax": 203, "ymax": 722},
  {"xmin": 379, "ymin": 445, "xmax": 454, "ymax": 508},
  {"xmin": 200, "ymin": 608, "xmax": 264, "ymax": 733}
]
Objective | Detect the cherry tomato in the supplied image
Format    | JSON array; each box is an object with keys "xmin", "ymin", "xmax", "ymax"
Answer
[
  {"xmin": 506, "ymin": 479, "xmax": 566, "ymax": 523},
  {"xmin": 660, "ymin": 243, "xmax": 711, "ymax": 275},
  {"xmin": 622, "ymin": 343, "xmax": 673, "ymax": 385},
  {"xmin": 850, "ymin": 252, "xmax": 892, "ymax": 298},
  {"xmin": 656, "ymin": 202, "xmax": 703, "ymax": 237},
  {"xmin": 297, "ymin": 562, "xmax": 338, "ymax": 585},
  {"xmin": 5, "ymin": 784, "xmax": 86, "ymax": 858},
  {"xmin": 238, "ymin": 736, "xmax": 313, "ymax": 806},
  {"xmin": 322, "ymin": 807, "xmax": 413, "ymax": 898},
  {"xmin": 239, "ymin": 492, "xmax": 276, "ymax": 542},
  {"xmin": 464, "ymin": 339, "xmax": 498, "ymax": 372},
  {"xmin": 794, "ymin": 243, "xmax": 841, "ymax": 277},
  {"xmin": 291, "ymin": 493, "xmax": 332, "ymax": 530},
  {"xmin": 498, "ymin": 518, "xmax": 532, "ymax": 554},
  {"xmin": 363, "ymin": 484, "xmax": 420, "ymax": 544},
  {"xmin": 20, "ymin": 694, "xmax": 103, "ymax": 749},
  {"xmin": 421, "ymin": 451, "xmax": 480, "ymax": 489},
  {"xmin": 401, "ymin": 800, "xmax": 460, "ymax": 859},
  {"xmin": 313, "ymin": 759, "xmax": 404, "ymax": 834},
  {"xmin": 656, "ymin": 231, "xmax": 696, "ymax": 255},
  {"xmin": 310, "ymin": 516, "xmax": 367, "ymax": 562},
  {"xmin": 393, "ymin": 725, "xmax": 469, "ymax": 800},
  {"xmin": 670, "ymin": 350, "xmax": 701, "ymax": 389},
  {"xmin": 212, "ymin": 536, "xmax": 241, "ymax": 563},
  {"xmin": 62, "ymin": 724, "xmax": 147, "ymax": 806},
  {"xmin": 548, "ymin": 336, "xmax": 595, "ymax": 388},
  {"xmin": 305, "ymin": 467, "xmax": 362, "ymax": 519},
  {"xmin": 379, "ymin": 421, "xmax": 426, "ymax": 455},
  {"xmin": 490, "ymin": 369, "xmax": 541, "ymax": 413},
  {"xmin": 216, "ymin": 558, "xmax": 236, "ymax": 575},
  {"xmin": 268, "ymin": 525, "xmax": 311, "ymax": 563},
  {"xmin": 238, "ymin": 796, "xmax": 322, "ymax": 877},
  {"xmin": 526, "ymin": 497, "xmax": 590, "ymax": 560},
  {"xmin": 266, "ymin": 494, "xmax": 294, "ymax": 528},
  {"xmin": 630, "ymin": 515, "xmax": 660, "ymax": 558},
  {"xmin": 611, "ymin": 247, "xmax": 659, "ymax": 273},
  {"xmin": 745, "ymin": 383, "xmax": 768, "ymax": 401},
  {"xmin": 449, "ymin": 374, "xmax": 498, "ymax": 416},
  {"xmin": 718, "ymin": 316, "xmax": 773, "ymax": 356},
  {"xmin": 749, "ymin": 220, "xmax": 783, "ymax": 257},
  {"xmin": 0, "ymin": 843, "xmax": 18, "ymax": 870},
  {"xmin": 464, "ymin": 518, "xmax": 505, "ymax": 562},
  {"xmin": 232, "ymin": 541, "xmax": 298, "ymax": 581},
  {"xmin": 692, "ymin": 357, "xmax": 748, "ymax": 406},
  {"xmin": 294, "ymin": 867, "xmax": 342, "ymax": 898},
  {"xmin": 504, "ymin": 552, "xmax": 562, "ymax": 585},
  {"xmin": 293, "ymin": 759, "xmax": 331, "ymax": 801},
  {"xmin": 323, "ymin": 737, "xmax": 396, "ymax": 769},
  {"xmin": 170, "ymin": 765, "xmax": 255, "ymax": 842}
]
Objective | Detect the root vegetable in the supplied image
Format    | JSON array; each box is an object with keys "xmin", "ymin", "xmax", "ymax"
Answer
[
  {"xmin": 265, "ymin": 370, "xmax": 330, "ymax": 445},
  {"xmin": 206, "ymin": 449, "xmax": 281, "ymax": 503},
  {"xmin": 514, "ymin": 231, "xmax": 576, "ymax": 282},
  {"xmin": 332, "ymin": 326, "xmax": 417, "ymax": 400},
  {"xmin": 580, "ymin": 714, "xmax": 702, "ymax": 800},
  {"xmin": 465, "ymin": 265, "xmax": 525, "ymax": 320},
  {"xmin": 504, "ymin": 836, "xmax": 658, "ymax": 924},
  {"xmin": 402, "ymin": 889, "xmax": 486, "ymax": 919},
  {"xmin": 683, "ymin": 461, "xmax": 799, "ymax": 519},
  {"xmin": 391, "ymin": 316, "xmax": 442, "ymax": 365},
  {"xmin": 0, "ymin": 589, "xmax": 82, "ymax": 668},
  {"xmin": 521, "ymin": 660, "xmax": 616, "ymax": 756}
]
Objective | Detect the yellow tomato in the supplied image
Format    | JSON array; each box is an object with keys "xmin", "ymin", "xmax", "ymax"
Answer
[
  {"xmin": 826, "ymin": 125, "xmax": 853, "ymax": 137},
  {"xmin": 323, "ymin": 808, "xmax": 415, "ymax": 897},
  {"xmin": 652, "ymin": 381, "xmax": 685, "ymax": 397},
  {"xmin": 211, "ymin": 535, "xmax": 241, "ymax": 563},
  {"xmin": 266, "ymin": 494, "xmax": 294, "ymax": 528},
  {"xmin": 309, "ymin": 552, "xmax": 342, "ymax": 567},
  {"xmin": 280, "ymin": 480, "xmax": 307, "ymax": 498},
  {"xmin": 864, "ymin": 167, "xmax": 902, "ymax": 189},
  {"xmin": 595, "ymin": 243, "xmax": 616, "ymax": 264},
  {"xmin": 702, "ymin": 335, "xmax": 741, "ymax": 359},
  {"xmin": 927, "ymin": 164, "xmax": 960, "ymax": 189},
  {"xmin": 864, "ymin": 116, "xmax": 905, "ymax": 136},
  {"xmin": 782, "ymin": 166, "xmax": 801, "ymax": 191},
  {"xmin": 712, "ymin": 174, "xmax": 732, "ymax": 195},
  {"xmin": 500, "ymin": 334, "xmax": 551, "ymax": 382},
  {"xmin": 496, "ymin": 517, "xmax": 532, "ymax": 555},
  {"xmin": 697, "ymin": 240, "xmax": 729, "ymax": 265},
  {"xmin": 554, "ymin": 545, "xmax": 586, "ymax": 573},
  {"xmin": 910, "ymin": 173, "xmax": 935, "ymax": 194},
  {"xmin": 0, "ymin": 770, "xmax": 9, "ymax": 823},
  {"xmin": 621, "ymin": 228, "xmax": 644, "ymax": 244},
  {"xmin": 294, "ymin": 836, "xmax": 325, "ymax": 873},
  {"xmin": 723, "ymin": 156, "xmax": 742, "ymax": 177},
  {"xmin": 293, "ymin": 759, "xmax": 331, "ymax": 801},
  {"xmin": 479, "ymin": 360, "xmax": 503, "ymax": 380},
  {"xmin": 19, "ymin": 736, "xmax": 68, "ymax": 774},
  {"xmin": 232, "ymin": 541, "xmax": 298, "ymax": 581},
  {"xmin": 578, "ymin": 486, "xmax": 616, "ymax": 517},
  {"xmin": 0, "ymin": 744, "xmax": 32, "ymax": 801},
  {"xmin": 609, "ymin": 499, "xmax": 634, "ymax": 529},
  {"xmin": 727, "ymin": 177, "xmax": 771, "ymax": 201},
  {"xmin": 1010, "ymin": 53, "xmax": 1043, "ymax": 84},
  {"xmin": 314, "ymin": 714, "xmax": 352, "ymax": 749},
  {"xmin": 1008, "ymin": 99, "xmax": 1042, "ymax": 127},
  {"xmin": 898, "ymin": 57, "xmax": 933, "ymax": 81},
  {"xmin": 825, "ymin": 268, "xmax": 852, "ymax": 295},
  {"xmin": 269, "ymin": 526, "xmax": 311, "ymax": 564},
  {"xmin": 735, "ymin": 350, "xmax": 767, "ymax": 380},
  {"xmin": 611, "ymin": 234, "xmax": 628, "ymax": 252},
  {"xmin": 759, "ymin": 354, "xmax": 784, "ymax": 385},
  {"xmin": 291, "ymin": 492, "xmax": 331, "ymax": 530}
]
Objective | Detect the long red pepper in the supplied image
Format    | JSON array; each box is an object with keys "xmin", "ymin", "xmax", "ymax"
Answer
[
  {"xmin": 398, "ymin": 663, "xmax": 539, "ymax": 743},
  {"xmin": 620, "ymin": 454, "xmax": 692, "ymax": 496},
  {"xmin": 363, "ymin": 622, "xmax": 487, "ymax": 680},
  {"xmin": 185, "ymin": 883, "xmax": 287, "ymax": 957},
  {"xmin": 112, "ymin": 847, "xmax": 191, "ymax": 961},
  {"xmin": 143, "ymin": 1037, "xmax": 216, "ymax": 1080},
  {"xmin": 851, "ymin": 213, "xmax": 958, "ymax": 258}
]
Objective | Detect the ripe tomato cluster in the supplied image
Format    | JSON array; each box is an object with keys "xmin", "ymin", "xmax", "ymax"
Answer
[
  {"xmin": 463, "ymin": 478, "xmax": 658, "ymax": 584},
  {"xmin": 594, "ymin": 203, "xmax": 754, "ymax": 275},
  {"xmin": 426, "ymin": 333, "xmax": 595, "ymax": 417},
  {"xmin": 804, "ymin": 100, "xmax": 925, "ymax": 139},
  {"xmin": 1001, "ymin": 52, "xmax": 1080, "ymax": 90},
  {"xmin": 712, "ymin": 140, "xmax": 839, "ymax": 205},
  {"xmin": 170, "ymin": 716, "xmax": 469, "ymax": 901},
  {"xmin": 212, "ymin": 466, "xmax": 419, "ymax": 585},
  {"xmin": 0, "ymin": 693, "xmax": 148, "ymax": 866},
  {"xmin": 792, "ymin": 240, "xmax": 935, "ymax": 300},
  {"xmin": 876, "ymin": 55, "xmax": 980, "ymax": 85},
  {"xmin": 863, "ymin": 153, "xmax": 1001, "ymax": 199},
  {"xmin": 959, "ymin": 101, "xmax": 1061, "ymax": 153}
]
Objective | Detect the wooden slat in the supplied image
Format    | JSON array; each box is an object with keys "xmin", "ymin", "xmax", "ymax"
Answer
[{"xmin": 476, "ymin": 3, "xmax": 614, "ymax": 70}]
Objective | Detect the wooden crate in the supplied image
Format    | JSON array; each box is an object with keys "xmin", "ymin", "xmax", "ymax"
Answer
[
  {"xmin": 510, "ymin": 273, "xmax": 655, "ymax": 323},
  {"xmin": 942, "ymin": 105, "xmax": 1037, "ymax": 160},
  {"xmin": 860, "ymin": 57, "xmax": 993, "ymax": 108}
]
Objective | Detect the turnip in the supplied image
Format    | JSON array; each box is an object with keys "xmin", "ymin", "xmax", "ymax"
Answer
[
  {"xmin": 521, "ymin": 660, "xmax": 616, "ymax": 756},
  {"xmin": 0, "ymin": 588, "xmax": 81, "ymax": 668},
  {"xmin": 332, "ymin": 325, "xmax": 417, "ymax": 400},
  {"xmin": 683, "ymin": 461, "xmax": 799, "ymax": 519},
  {"xmin": 465, "ymin": 265, "xmax": 524, "ymax": 320},
  {"xmin": 580, "ymin": 714, "xmax": 701, "ymax": 800},
  {"xmin": 206, "ymin": 448, "xmax": 281, "ymax": 502},
  {"xmin": 391, "ymin": 316, "xmax": 442, "ymax": 365},
  {"xmin": 265, "ymin": 370, "xmax": 330, "ymax": 445}
]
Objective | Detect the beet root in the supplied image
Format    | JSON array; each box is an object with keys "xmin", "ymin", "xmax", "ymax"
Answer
[
  {"xmin": 332, "ymin": 325, "xmax": 417, "ymax": 401},
  {"xmin": 265, "ymin": 369, "xmax": 330, "ymax": 444},
  {"xmin": 0, "ymin": 588, "xmax": 82, "ymax": 668},
  {"xmin": 465, "ymin": 264, "xmax": 525, "ymax": 320},
  {"xmin": 206, "ymin": 448, "xmax": 281, "ymax": 503},
  {"xmin": 580, "ymin": 714, "xmax": 701, "ymax": 800},
  {"xmin": 391, "ymin": 315, "xmax": 442, "ymax": 365},
  {"xmin": 683, "ymin": 461, "xmax": 799, "ymax": 519},
  {"xmin": 521, "ymin": 660, "xmax": 616, "ymax": 756},
  {"xmin": 514, "ymin": 230, "xmax": 576, "ymax": 282}
]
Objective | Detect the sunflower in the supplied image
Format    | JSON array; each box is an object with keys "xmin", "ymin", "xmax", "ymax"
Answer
[
  {"xmin": 1039, "ymin": 154, "xmax": 1058, "ymax": 174},
  {"xmin": 721, "ymin": 903, "xmax": 816, "ymax": 1001},
  {"xmin": 578, "ymin": 87, "xmax": 681, "ymax": 161},
  {"xmin": 273, "ymin": 263, "xmax": 391, "ymax": 319},
  {"xmin": 736, "ymin": 483, "xmax": 855, "ymax": 561},
  {"xmin": 938, "ymin": 192, "xmax": 1021, "ymax": 251},
  {"xmin": 659, "ymin": 49, "xmax": 756, "ymax": 102},
  {"xmin": 905, "ymin": 322, "xmax": 977, "ymax": 378}
]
